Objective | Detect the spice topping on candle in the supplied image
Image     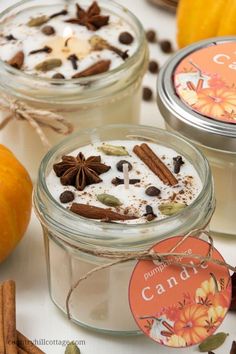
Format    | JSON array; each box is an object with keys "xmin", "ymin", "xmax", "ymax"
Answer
[
  {"xmin": 72, "ymin": 60, "xmax": 110, "ymax": 78},
  {"xmin": 119, "ymin": 32, "xmax": 134, "ymax": 45},
  {"xmin": 59, "ymin": 190, "xmax": 75, "ymax": 203},
  {"xmin": 29, "ymin": 46, "xmax": 52, "ymax": 55},
  {"xmin": 133, "ymin": 143, "xmax": 178, "ymax": 186},
  {"xmin": 47, "ymin": 140, "xmax": 202, "ymax": 223},
  {"xmin": 70, "ymin": 203, "xmax": 138, "ymax": 221},
  {"xmin": 145, "ymin": 186, "xmax": 161, "ymax": 196},
  {"xmin": 53, "ymin": 152, "xmax": 111, "ymax": 191},
  {"xmin": 5, "ymin": 34, "xmax": 16, "ymax": 41},
  {"xmin": 7, "ymin": 51, "xmax": 24, "ymax": 69},
  {"xmin": 67, "ymin": 54, "xmax": 79, "ymax": 70},
  {"xmin": 173, "ymin": 156, "xmax": 185, "ymax": 174},
  {"xmin": 41, "ymin": 25, "xmax": 56, "ymax": 36},
  {"xmin": 65, "ymin": 2, "xmax": 109, "ymax": 31},
  {"xmin": 116, "ymin": 160, "xmax": 132, "ymax": 172}
]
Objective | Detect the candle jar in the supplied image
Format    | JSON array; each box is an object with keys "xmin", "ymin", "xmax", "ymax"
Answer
[
  {"xmin": 157, "ymin": 36, "xmax": 236, "ymax": 238},
  {"xmin": 34, "ymin": 124, "xmax": 215, "ymax": 335},
  {"xmin": 0, "ymin": 0, "xmax": 148, "ymax": 180}
]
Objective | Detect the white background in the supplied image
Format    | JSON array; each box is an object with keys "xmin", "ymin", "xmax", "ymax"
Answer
[{"xmin": 0, "ymin": 0, "xmax": 236, "ymax": 353}]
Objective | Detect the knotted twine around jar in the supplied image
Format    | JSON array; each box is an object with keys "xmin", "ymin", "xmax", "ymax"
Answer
[
  {"xmin": 65, "ymin": 229, "xmax": 236, "ymax": 320},
  {"xmin": 0, "ymin": 94, "xmax": 73, "ymax": 148}
]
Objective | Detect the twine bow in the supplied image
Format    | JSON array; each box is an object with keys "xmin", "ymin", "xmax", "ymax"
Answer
[
  {"xmin": 0, "ymin": 94, "xmax": 73, "ymax": 148},
  {"xmin": 65, "ymin": 229, "xmax": 236, "ymax": 320}
]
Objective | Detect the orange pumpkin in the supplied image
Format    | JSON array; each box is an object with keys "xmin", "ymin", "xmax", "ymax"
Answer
[
  {"xmin": 193, "ymin": 88, "xmax": 236, "ymax": 120},
  {"xmin": 174, "ymin": 304, "xmax": 209, "ymax": 345},
  {"xmin": 0, "ymin": 145, "xmax": 32, "ymax": 262}
]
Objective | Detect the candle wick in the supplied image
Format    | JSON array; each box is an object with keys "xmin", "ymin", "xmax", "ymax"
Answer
[
  {"xmin": 64, "ymin": 37, "xmax": 72, "ymax": 47},
  {"xmin": 123, "ymin": 163, "xmax": 129, "ymax": 190}
]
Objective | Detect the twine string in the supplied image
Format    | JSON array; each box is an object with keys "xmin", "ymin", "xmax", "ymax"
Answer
[
  {"xmin": 65, "ymin": 229, "xmax": 236, "ymax": 320},
  {"xmin": 0, "ymin": 94, "xmax": 73, "ymax": 148}
]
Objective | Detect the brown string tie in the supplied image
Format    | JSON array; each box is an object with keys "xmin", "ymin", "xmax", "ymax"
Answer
[
  {"xmin": 65, "ymin": 229, "xmax": 236, "ymax": 320},
  {"xmin": 0, "ymin": 94, "xmax": 73, "ymax": 148}
]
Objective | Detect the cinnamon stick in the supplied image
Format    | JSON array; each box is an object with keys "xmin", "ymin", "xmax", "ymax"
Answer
[
  {"xmin": 0, "ymin": 285, "xmax": 4, "ymax": 354},
  {"xmin": 141, "ymin": 143, "xmax": 178, "ymax": 185},
  {"xmin": 3, "ymin": 280, "xmax": 17, "ymax": 354},
  {"xmin": 17, "ymin": 332, "xmax": 45, "ymax": 354},
  {"xmin": 70, "ymin": 203, "xmax": 138, "ymax": 221},
  {"xmin": 17, "ymin": 346, "xmax": 28, "ymax": 354},
  {"xmin": 133, "ymin": 143, "xmax": 178, "ymax": 186},
  {"xmin": 72, "ymin": 60, "xmax": 111, "ymax": 78}
]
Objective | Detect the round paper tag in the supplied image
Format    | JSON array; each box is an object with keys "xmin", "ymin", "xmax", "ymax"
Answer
[
  {"xmin": 174, "ymin": 42, "xmax": 236, "ymax": 124},
  {"xmin": 129, "ymin": 236, "xmax": 231, "ymax": 348}
]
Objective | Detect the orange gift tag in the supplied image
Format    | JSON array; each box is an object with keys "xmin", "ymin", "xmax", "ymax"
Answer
[
  {"xmin": 174, "ymin": 42, "xmax": 236, "ymax": 124},
  {"xmin": 129, "ymin": 236, "xmax": 231, "ymax": 348}
]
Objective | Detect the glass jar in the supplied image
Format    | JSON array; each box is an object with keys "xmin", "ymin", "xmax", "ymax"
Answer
[
  {"xmin": 33, "ymin": 124, "xmax": 215, "ymax": 335},
  {"xmin": 157, "ymin": 37, "xmax": 236, "ymax": 238},
  {"xmin": 0, "ymin": 0, "xmax": 148, "ymax": 180}
]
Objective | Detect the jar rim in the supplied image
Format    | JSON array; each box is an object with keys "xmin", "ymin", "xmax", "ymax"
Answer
[
  {"xmin": 0, "ymin": 0, "xmax": 147, "ymax": 98},
  {"xmin": 34, "ymin": 124, "xmax": 214, "ymax": 247},
  {"xmin": 157, "ymin": 36, "xmax": 236, "ymax": 152}
]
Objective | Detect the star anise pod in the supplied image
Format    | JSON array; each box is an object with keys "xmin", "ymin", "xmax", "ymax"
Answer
[
  {"xmin": 53, "ymin": 152, "xmax": 111, "ymax": 191},
  {"xmin": 65, "ymin": 2, "xmax": 109, "ymax": 31}
]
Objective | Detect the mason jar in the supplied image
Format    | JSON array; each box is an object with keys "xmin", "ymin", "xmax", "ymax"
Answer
[
  {"xmin": 0, "ymin": 0, "xmax": 148, "ymax": 180},
  {"xmin": 33, "ymin": 124, "xmax": 215, "ymax": 335},
  {"xmin": 157, "ymin": 36, "xmax": 236, "ymax": 238}
]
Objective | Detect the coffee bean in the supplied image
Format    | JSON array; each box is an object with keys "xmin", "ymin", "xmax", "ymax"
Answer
[
  {"xmin": 116, "ymin": 160, "xmax": 133, "ymax": 172},
  {"xmin": 142, "ymin": 87, "xmax": 153, "ymax": 101},
  {"xmin": 59, "ymin": 191, "xmax": 74, "ymax": 203},
  {"xmin": 159, "ymin": 40, "xmax": 173, "ymax": 53},
  {"xmin": 145, "ymin": 186, "xmax": 161, "ymax": 196},
  {"xmin": 146, "ymin": 29, "xmax": 157, "ymax": 43},
  {"xmin": 148, "ymin": 60, "xmax": 159, "ymax": 74},
  {"xmin": 52, "ymin": 73, "xmax": 65, "ymax": 79},
  {"xmin": 42, "ymin": 25, "xmax": 55, "ymax": 36},
  {"xmin": 119, "ymin": 32, "xmax": 134, "ymax": 45}
]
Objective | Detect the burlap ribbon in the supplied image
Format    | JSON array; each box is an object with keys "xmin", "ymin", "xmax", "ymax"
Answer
[
  {"xmin": 65, "ymin": 229, "xmax": 235, "ymax": 320},
  {"xmin": 0, "ymin": 94, "xmax": 73, "ymax": 148}
]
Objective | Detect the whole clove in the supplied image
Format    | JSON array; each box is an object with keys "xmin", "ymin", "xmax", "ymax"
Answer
[
  {"xmin": 29, "ymin": 46, "xmax": 52, "ymax": 55},
  {"xmin": 67, "ymin": 54, "xmax": 79, "ymax": 70},
  {"xmin": 112, "ymin": 177, "xmax": 140, "ymax": 186},
  {"xmin": 143, "ymin": 205, "xmax": 157, "ymax": 221},
  {"xmin": 49, "ymin": 9, "xmax": 68, "ymax": 19},
  {"xmin": 5, "ymin": 34, "xmax": 16, "ymax": 41},
  {"xmin": 173, "ymin": 156, "xmax": 184, "ymax": 174}
]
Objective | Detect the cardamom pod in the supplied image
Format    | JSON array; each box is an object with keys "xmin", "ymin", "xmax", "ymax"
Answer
[
  {"xmin": 35, "ymin": 58, "xmax": 62, "ymax": 72},
  {"xmin": 98, "ymin": 144, "xmax": 128, "ymax": 156},
  {"xmin": 65, "ymin": 342, "xmax": 80, "ymax": 354},
  {"xmin": 158, "ymin": 202, "xmax": 186, "ymax": 216},
  {"xmin": 27, "ymin": 15, "xmax": 49, "ymax": 27},
  {"xmin": 97, "ymin": 193, "xmax": 122, "ymax": 207},
  {"xmin": 199, "ymin": 332, "xmax": 229, "ymax": 352}
]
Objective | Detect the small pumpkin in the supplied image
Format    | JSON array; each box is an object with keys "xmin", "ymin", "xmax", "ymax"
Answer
[
  {"xmin": 0, "ymin": 145, "xmax": 32, "ymax": 262},
  {"xmin": 174, "ymin": 304, "xmax": 209, "ymax": 345},
  {"xmin": 177, "ymin": 0, "xmax": 236, "ymax": 48}
]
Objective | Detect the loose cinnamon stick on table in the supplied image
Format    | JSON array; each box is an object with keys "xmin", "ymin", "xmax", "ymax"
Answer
[
  {"xmin": 17, "ymin": 346, "xmax": 28, "ymax": 354},
  {"xmin": 3, "ymin": 280, "xmax": 17, "ymax": 354},
  {"xmin": 17, "ymin": 331, "xmax": 45, "ymax": 354},
  {"xmin": 133, "ymin": 143, "xmax": 178, "ymax": 186},
  {"xmin": 0, "ymin": 284, "xmax": 5, "ymax": 354}
]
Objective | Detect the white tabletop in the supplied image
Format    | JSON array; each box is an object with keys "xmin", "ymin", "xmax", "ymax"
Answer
[{"xmin": 0, "ymin": 1, "xmax": 236, "ymax": 353}]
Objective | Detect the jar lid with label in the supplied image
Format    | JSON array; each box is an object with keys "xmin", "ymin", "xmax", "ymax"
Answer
[{"xmin": 157, "ymin": 36, "xmax": 236, "ymax": 152}]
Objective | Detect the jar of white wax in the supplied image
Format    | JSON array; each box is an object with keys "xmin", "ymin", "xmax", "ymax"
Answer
[
  {"xmin": 157, "ymin": 37, "xmax": 236, "ymax": 238},
  {"xmin": 0, "ymin": 0, "xmax": 148, "ymax": 179},
  {"xmin": 34, "ymin": 124, "xmax": 215, "ymax": 335}
]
